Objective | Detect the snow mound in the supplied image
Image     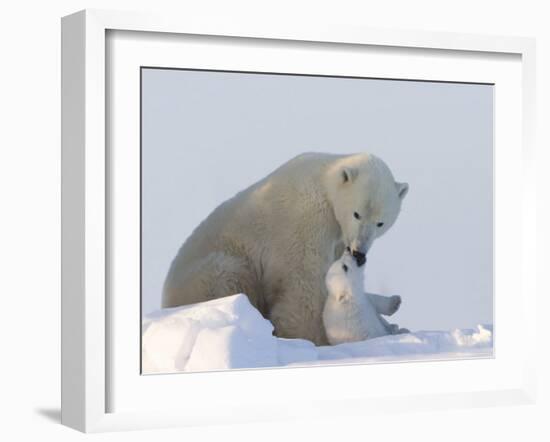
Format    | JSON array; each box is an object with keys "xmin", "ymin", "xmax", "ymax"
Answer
[{"xmin": 142, "ymin": 294, "xmax": 493, "ymax": 374}]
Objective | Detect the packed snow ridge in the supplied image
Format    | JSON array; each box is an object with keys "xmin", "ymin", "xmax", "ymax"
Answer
[{"xmin": 142, "ymin": 294, "xmax": 493, "ymax": 374}]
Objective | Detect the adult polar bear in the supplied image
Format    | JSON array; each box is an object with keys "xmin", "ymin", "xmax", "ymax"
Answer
[{"xmin": 162, "ymin": 152, "xmax": 408, "ymax": 345}]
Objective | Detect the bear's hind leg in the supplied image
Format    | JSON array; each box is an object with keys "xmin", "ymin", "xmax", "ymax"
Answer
[{"xmin": 162, "ymin": 252, "xmax": 262, "ymax": 312}]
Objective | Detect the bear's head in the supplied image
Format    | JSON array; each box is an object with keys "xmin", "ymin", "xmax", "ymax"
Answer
[
  {"xmin": 326, "ymin": 153, "xmax": 408, "ymax": 266},
  {"xmin": 325, "ymin": 248, "xmax": 363, "ymax": 301}
]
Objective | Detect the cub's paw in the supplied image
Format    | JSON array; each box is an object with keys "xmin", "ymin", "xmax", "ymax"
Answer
[
  {"xmin": 387, "ymin": 295, "xmax": 402, "ymax": 315},
  {"xmin": 387, "ymin": 323, "xmax": 399, "ymax": 334},
  {"xmin": 387, "ymin": 324, "xmax": 409, "ymax": 335}
]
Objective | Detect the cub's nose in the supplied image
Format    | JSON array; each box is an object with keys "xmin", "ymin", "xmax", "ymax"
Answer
[{"xmin": 352, "ymin": 250, "xmax": 367, "ymax": 267}]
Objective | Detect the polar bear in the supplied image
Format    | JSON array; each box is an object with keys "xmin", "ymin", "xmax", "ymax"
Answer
[
  {"xmin": 323, "ymin": 249, "xmax": 408, "ymax": 345},
  {"xmin": 162, "ymin": 152, "xmax": 408, "ymax": 345}
]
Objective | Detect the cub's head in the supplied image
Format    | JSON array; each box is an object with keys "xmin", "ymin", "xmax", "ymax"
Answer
[
  {"xmin": 326, "ymin": 153, "xmax": 408, "ymax": 266},
  {"xmin": 325, "ymin": 248, "xmax": 363, "ymax": 299}
]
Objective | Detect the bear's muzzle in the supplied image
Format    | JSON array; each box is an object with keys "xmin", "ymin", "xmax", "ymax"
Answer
[{"xmin": 352, "ymin": 250, "xmax": 366, "ymax": 267}]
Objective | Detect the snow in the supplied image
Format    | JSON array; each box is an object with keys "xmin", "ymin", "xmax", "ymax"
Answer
[{"xmin": 142, "ymin": 294, "xmax": 493, "ymax": 374}]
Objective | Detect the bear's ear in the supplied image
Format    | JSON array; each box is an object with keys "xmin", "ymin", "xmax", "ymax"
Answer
[
  {"xmin": 341, "ymin": 167, "xmax": 358, "ymax": 184},
  {"xmin": 396, "ymin": 182, "xmax": 409, "ymax": 200}
]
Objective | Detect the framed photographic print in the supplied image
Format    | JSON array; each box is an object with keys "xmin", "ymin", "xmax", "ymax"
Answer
[{"xmin": 61, "ymin": 9, "xmax": 537, "ymax": 432}]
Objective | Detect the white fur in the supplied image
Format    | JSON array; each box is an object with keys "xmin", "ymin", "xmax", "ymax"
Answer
[
  {"xmin": 323, "ymin": 251, "xmax": 389, "ymax": 344},
  {"xmin": 162, "ymin": 152, "xmax": 408, "ymax": 345}
]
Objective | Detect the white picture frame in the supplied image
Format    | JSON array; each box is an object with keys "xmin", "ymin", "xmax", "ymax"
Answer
[{"xmin": 61, "ymin": 9, "xmax": 537, "ymax": 433}]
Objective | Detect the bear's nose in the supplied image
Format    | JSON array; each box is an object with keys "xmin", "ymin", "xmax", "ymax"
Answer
[{"xmin": 352, "ymin": 250, "xmax": 367, "ymax": 267}]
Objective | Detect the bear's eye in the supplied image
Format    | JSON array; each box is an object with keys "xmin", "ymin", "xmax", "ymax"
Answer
[
  {"xmin": 377, "ymin": 222, "xmax": 384, "ymax": 227},
  {"xmin": 342, "ymin": 264, "xmax": 348, "ymax": 273},
  {"xmin": 353, "ymin": 212, "xmax": 361, "ymax": 220}
]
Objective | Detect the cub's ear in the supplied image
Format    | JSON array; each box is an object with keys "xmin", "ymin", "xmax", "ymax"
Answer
[
  {"xmin": 396, "ymin": 182, "xmax": 409, "ymax": 200},
  {"xmin": 337, "ymin": 292, "xmax": 349, "ymax": 303},
  {"xmin": 341, "ymin": 167, "xmax": 358, "ymax": 184}
]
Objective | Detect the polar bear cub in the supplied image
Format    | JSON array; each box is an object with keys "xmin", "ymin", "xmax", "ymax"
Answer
[{"xmin": 323, "ymin": 249, "xmax": 404, "ymax": 345}]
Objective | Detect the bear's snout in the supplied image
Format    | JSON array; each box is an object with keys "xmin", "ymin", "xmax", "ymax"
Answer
[{"xmin": 352, "ymin": 250, "xmax": 366, "ymax": 267}]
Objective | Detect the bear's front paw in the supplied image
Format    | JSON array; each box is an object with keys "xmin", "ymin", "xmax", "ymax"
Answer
[{"xmin": 387, "ymin": 295, "xmax": 402, "ymax": 315}]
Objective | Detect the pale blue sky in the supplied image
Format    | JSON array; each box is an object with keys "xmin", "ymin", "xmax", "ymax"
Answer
[{"xmin": 141, "ymin": 68, "xmax": 493, "ymax": 331}]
